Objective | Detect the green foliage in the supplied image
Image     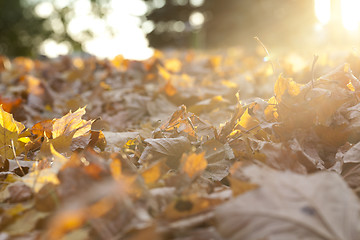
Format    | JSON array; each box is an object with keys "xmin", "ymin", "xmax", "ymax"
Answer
[
  {"xmin": 0, "ymin": 0, "xmax": 50, "ymax": 56},
  {"xmin": 0, "ymin": 0, "xmax": 110, "ymax": 57}
]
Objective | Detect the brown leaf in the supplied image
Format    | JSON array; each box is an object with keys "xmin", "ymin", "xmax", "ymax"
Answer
[
  {"xmin": 253, "ymin": 140, "xmax": 308, "ymax": 173},
  {"xmin": 3, "ymin": 209, "xmax": 48, "ymax": 236},
  {"xmin": 7, "ymin": 182, "xmax": 33, "ymax": 203},
  {"xmin": 201, "ymin": 139, "xmax": 234, "ymax": 181},
  {"xmin": 342, "ymin": 162, "xmax": 360, "ymax": 190},
  {"xmin": 343, "ymin": 141, "xmax": 360, "ymax": 163},
  {"xmin": 164, "ymin": 194, "xmax": 222, "ymax": 220},
  {"xmin": 216, "ymin": 165, "xmax": 360, "ymax": 240},
  {"xmin": 139, "ymin": 136, "xmax": 191, "ymax": 168}
]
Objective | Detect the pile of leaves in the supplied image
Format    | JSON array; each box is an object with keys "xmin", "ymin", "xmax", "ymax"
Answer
[{"xmin": 1, "ymin": 49, "xmax": 360, "ymax": 240}]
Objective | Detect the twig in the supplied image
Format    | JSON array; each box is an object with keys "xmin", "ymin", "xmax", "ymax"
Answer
[
  {"xmin": 254, "ymin": 36, "xmax": 275, "ymax": 74},
  {"xmin": 10, "ymin": 139, "xmax": 25, "ymax": 176},
  {"xmin": 311, "ymin": 55, "xmax": 319, "ymax": 88},
  {"xmin": 229, "ymin": 124, "xmax": 261, "ymax": 143}
]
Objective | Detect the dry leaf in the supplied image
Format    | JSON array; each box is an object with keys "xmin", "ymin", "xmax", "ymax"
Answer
[
  {"xmin": 216, "ymin": 165, "xmax": 360, "ymax": 240},
  {"xmin": 181, "ymin": 152, "xmax": 207, "ymax": 178},
  {"xmin": 0, "ymin": 105, "xmax": 25, "ymax": 159}
]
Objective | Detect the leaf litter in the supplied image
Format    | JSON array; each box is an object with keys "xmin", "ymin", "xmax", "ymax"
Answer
[{"xmin": 0, "ymin": 49, "xmax": 360, "ymax": 239}]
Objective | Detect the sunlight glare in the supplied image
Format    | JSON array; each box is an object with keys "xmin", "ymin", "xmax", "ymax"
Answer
[
  {"xmin": 34, "ymin": 2, "xmax": 54, "ymax": 18},
  {"xmin": 314, "ymin": 0, "xmax": 331, "ymax": 25},
  {"xmin": 341, "ymin": 0, "xmax": 360, "ymax": 31},
  {"xmin": 40, "ymin": 40, "xmax": 70, "ymax": 58}
]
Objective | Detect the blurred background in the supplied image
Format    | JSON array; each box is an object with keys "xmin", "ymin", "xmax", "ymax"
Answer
[{"xmin": 0, "ymin": 0, "xmax": 359, "ymax": 59}]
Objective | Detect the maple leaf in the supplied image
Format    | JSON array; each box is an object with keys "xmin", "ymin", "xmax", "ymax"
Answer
[
  {"xmin": 31, "ymin": 120, "xmax": 53, "ymax": 138},
  {"xmin": 52, "ymin": 106, "xmax": 92, "ymax": 139},
  {"xmin": 40, "ymin": 107, "xmax": 94, "ymax": 155},
  {"xmin": 0, "ymin": 105, "xmax": 26, "ymax": 159}
]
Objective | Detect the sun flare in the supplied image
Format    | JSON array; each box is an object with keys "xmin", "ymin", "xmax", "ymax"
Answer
[
  {"xmin": 315, "ymin": 0, "xmax": 360, "ymax": 31},
  {"xmin": 314, "ymin": 0, "xmax": 331, "ymax": 25},
  {"xmin": 341, "ymin": 0, "xmax": 360, "ymax": 31}
]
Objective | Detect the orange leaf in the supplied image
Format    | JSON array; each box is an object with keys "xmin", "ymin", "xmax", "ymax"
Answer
[
  {"xmin": 110, "ymin": 157, "xmax": 122, "ymax": 181},
  {"xmin": 31, "ymin": 120, "xmax": 53, "ymax": 138},
  {"xmin": 0, "ymin": 97, "xmax": 22, "ymax": 113},
  {"xmin": 181, "ymin": 152, "xmax": 207, "ymax": 178},
  {"xmin": 165, "ymin": 58, "xmax": 182, "ymax": 73},
  {"xmin": 158, "ymin": 65, "xmax": 171, "ymax": 81},
  {"xmin": 163, "ymin": 80, "xmax": 177, "ymax": 96},
  {"xmin": 141, "ymin": 159, "xmax": 167, "ymax": 185}
]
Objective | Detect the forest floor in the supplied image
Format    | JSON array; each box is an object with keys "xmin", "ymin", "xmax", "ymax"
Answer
[{"xmin": 1, "ymin": 47, "xmax": 360, "ymax": 240}]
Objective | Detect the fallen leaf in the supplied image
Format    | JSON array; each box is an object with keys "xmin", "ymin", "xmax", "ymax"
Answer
[
  {"xmin": 0, "ymin": 105, "xmax": 25, "ymax": 159},
  {"xmin": 141, "ymin": 159, "xmax": 168, "ymax": 185},
  {"xmin": 52, "ymin": 107, "xmax": 92, "ymax": 139},
  {"xmin": 7, "ymin": 182, "xmax": 33, "ymax": 203},
  {"xmin": 3, "ymin": 209, "xmax": 48, "ymax": 236},
  {"xmin": 139, "ymin": 136, "xmax": 191, "ymax": 168},
  {"xmin": 181, "ymin": 152, "xmax": 207, "ymax": 178},
  {"xmin": 216, "ymin": 165, "xmax": 360, "ymax": 240}
]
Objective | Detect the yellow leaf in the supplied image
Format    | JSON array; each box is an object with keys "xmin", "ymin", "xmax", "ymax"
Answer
[
  {"xmin": 347, "ymin": 82, "xmax": 355, "ymax": 91},
  {"xmin": 6, "ymin": 203, "xmax": 27, "ymax": 217},
  {"xmin": 111, "ymin": 54, "xmax": 129, "ymax": 70},
  {"xmin": 165, "ymin": 58, "xmax": 182, "ymax": 73},
  {"xmin": 274, "ymin": 75, "xmax": 302, "ymax": 102},
  {"xmin": 238, "ymin": 109, "xmax": 259, "ymax": 131},
  {"xmin": 181, "ymin": 152, "xmax": 207, "ymax": 178},
  {"xmin": 209, "ymin": 56, "xmax": 222, "ymax": 69},
  {"xmin": 221, "ymin": 80, "xmax": 238, "ymax": 88},
  {"xmin": 52, "ymin": 107, "xmax": 92, "ymax": 139},
  {"xmin": 110, "ymin": 157, "xmax": 122, "ymax": 181},
  {"xmin": 158, "ymin": 65, "xmax": 171, "ymax": 81},
  {"xmin": 228, "ymin": 177, "xmax": 258, "ymax": 196},
  {"xmin": 0, "ymin": 105, "xmax": 24, "ymax": 159},
  {"xmin": 22, "ymin": 168, "xmax": 60, "ymax": 192},
  {"xmin": 264, "ymin": 96, "xmax": 278, "ymax": 121},
  {"xmin": 141, "ymin": 160, "xmax": 166, "ymax": 185}
]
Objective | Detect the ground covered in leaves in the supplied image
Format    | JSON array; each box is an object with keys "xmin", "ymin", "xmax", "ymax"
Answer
[{"xmin": 1, "ymin": 48, "xmax": 360, "ymax": 240}]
